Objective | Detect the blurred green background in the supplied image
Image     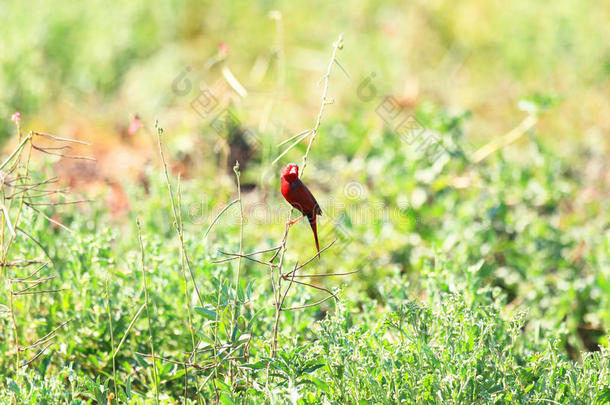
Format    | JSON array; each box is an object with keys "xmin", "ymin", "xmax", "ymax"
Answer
[{"xmin": 1, "ymin": 0, "xmax": 608, "ymax": 143}]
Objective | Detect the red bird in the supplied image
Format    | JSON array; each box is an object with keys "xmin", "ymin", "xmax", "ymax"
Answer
[{"xmin": 281, "ymin": 163, "xmax": 322, "ymax": 256}]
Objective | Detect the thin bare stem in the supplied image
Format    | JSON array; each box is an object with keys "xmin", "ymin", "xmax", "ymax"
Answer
[
  {"xmin": 212, "ymin": 246, "xmax": 281, "ymax": 264},
  {"xmin": 3, "ymin": 139, "xmax": 34, "ymax": 380},
  {"xmin": 279, "ymin": 262, "xmax": 298, "ymax": 309},
  {"xmin": 211, "ymin": 276, "xmax": 223, "ymax": 401},
  {"xmin": 203, "ymin": 199, "xmax": 239, "ymax": 240},
  {"xmin": 113, "ymin": 302, "xmax": 146, "ymax": 358},
  {"xmin": 300, "ymin": 33, "xmax": 344, "ymax": 179},
  {"xmin": 20, "ymin": 342, "xmax": 53, "ymax": 368},
  {"xmin": 156, "ymin": 125, "xmax": 205, "ymax": 403},
  {"xmin": 271, "ymin": 130, "xmax": 312, "ymax": 165},
  {"xmin": 2, "ymin": 260, "xmax": 49, "ymax": 270},
  {"xmin": 155, "ymin": 122, "xmax": 205, "ymax": 307},
  {"xmin": 229, "ymin": 161, "xmax": 245, "ymax": 388},
  {"xmin": 12, "ymin": 288, "xmax": 63, "ymax": 296},
  {"xmin": 283, "ymin": 240, "xmax": 336, "ymax": 277},
  {"xmin": 24, "ymin": 199, "xmax": 92, "ymax": 206},
  {"xmin": 277, "ymin": 129, "xmax": 311, "ymax": 148},
  {"xmin": 279, "ymin": 278, "xmax": 338, "ymax": 300},
  {"xmin": 16, "ymin": 227, "xmax": 53, "ymax": 262},
  {"xmin": 105, "ymin": 276, "xmax": 118, "ymax": 401},
  {"xmin": 8, "ymin": 263, "xmax": 49, "ymax": 281},
  {"xmin": 284, "ymin": 270, "xmax": 359, "ymax": 278},
  {"xmin": 31, "ymin": 131, "xmax": 92, "ymax": 145},
  {"xmin": 0, "ymin": 133, "xmax": 31, "ymax": 171},
  {"xmin": 472, "ymin": 115, "xmax": 538, "ymax": 163},
  {"xmin": 176, "ymin": 177, "xmax": 201, "ymax": 404},
  {"xmin": 136, "ymin": 218, "xmax": 159, "ymax": 405},
  {"xmin": 12, "ymin": 276, "xmax": 55, "ymax": 293},
  {"xmin": 216, "ymin": 251, "xmax": 278, "ymax": 267},
  {"xmin": 23, "ymin": 204, "xmax": 74, "ymax": 234},
  {"xmin": 135, "ymin": 352, "xmax": 210, "ymax": 371},
  {"xmin": 0, "ymin": 127, "xmax": 88, "ymax": 398},
  {"xmin": 282, "ymin": 295, "xmax": 335, "ymax": 311},
  {"xmin": 6, "ymin": 189, "xmax": 68, "ymax": 200},
  {"xmin": 31, "ymin": 144, "xmax": 96, "ymax": 161},
  {"xmin": 19, "ymin": 319, "xmax": 70, "ymax": 352}
]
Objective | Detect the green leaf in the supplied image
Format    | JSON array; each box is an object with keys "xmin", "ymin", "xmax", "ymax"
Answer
[
  {"xmin": 597, "ymin": 387, "xmax": 610, "ymax": 403},
  {"xmin": 197, "ymin": 331, "xmax": 215, "ymax": 344},
  {"xmin": 302, "ymin": 363, "xmax": 325, "ymax": 374},
  {"xmin": 312, "ymin": 377, "xmax": 330, "ymax": 393},
  {"xmin": 240, "ymin": 361, "xmax": 266, "ymax": 370},
  {"xmin": 215, "ymin": 380, "xmax": 231, "ymax": 392},
  {"xmin": 246, "ymin": 281, "xmax": 253, "ymax": 300},
  {"xmin": 231, "ymin": 324, "xmax": 239, "ymax": 343},
  {"xmin": 237, "ymin": 283, "xmax": 245, "ymax": 302},
  {"xmin": 219, "ymin": 393, "xmax": 234, "ymax": 405},
  {"xmin": 195, "ymin": 306, "xmax": 217, "ymax": 320},
  {"xmin": 7, "ymin": 379, "xmax": 20, "ymax": 398}
]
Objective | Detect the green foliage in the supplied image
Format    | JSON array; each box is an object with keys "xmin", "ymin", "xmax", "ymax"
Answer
[{"xmin": 1, "ymin": 137, "xmax": 608, "ymax": 402}]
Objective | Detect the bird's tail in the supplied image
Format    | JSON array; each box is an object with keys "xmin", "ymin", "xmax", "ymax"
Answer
[{"xmin": 307, "ymin": 214, "xmax": 320, "ymax": 258}]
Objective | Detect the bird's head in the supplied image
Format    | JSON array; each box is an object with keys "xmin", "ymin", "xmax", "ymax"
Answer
[{"xmin": 281, "ymin": 163, "xmax": 299, "ymax": 182}]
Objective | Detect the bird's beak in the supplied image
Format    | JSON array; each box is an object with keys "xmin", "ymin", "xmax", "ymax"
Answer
[{"xmin": 289, "ymin": 166, "xmax": 298, "ymax": 176}]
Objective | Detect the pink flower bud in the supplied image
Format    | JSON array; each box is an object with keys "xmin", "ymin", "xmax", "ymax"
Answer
[
  {"xmin": 128, "ymin": 115, "xmax": 142, "ymax": 135},
  {"xmin": 218, "ymin": 41, "xmax": 229, "ymax": 57},
  {"xmin": 11, "ymin": 112, "xmax": 21, "ymax": 124}
]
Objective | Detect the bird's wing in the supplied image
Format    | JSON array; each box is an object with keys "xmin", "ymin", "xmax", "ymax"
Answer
[{"xmin": 296, "ymin": 180, "xmax": 322, "ymax": 216}]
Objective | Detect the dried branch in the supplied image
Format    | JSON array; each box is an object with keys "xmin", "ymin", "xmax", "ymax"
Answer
[
  {"xmin": 136, "ymin": 352, "xmax": 211, "ymax": 370},
  {"xmin": 20, "ymin": 342, "xmax": 53, "ymax": 368},
  {"xmin": 24, "ymin": 203, "xmax": 75, "ymax": 234},
  {"xmin": 281, "ymin": 295, "xmax": 335, "ymax": 311},
  {"xmin": 203, "ymin": 199, "xmax": 239, "ymax": 240},
  {"xmin": 19, "ymin": 319, "xmax": 71, "ymax": 352},
  {"xmin": 216, "ymin": 251, "xmax": 278, "ymax": 267},
  {"xmin": 16, "ymin": 227, "xmax": 53, "ymax": 262},
  {"xmin": 278, "ymin": 278, "xmax": 338, "ymax": 300},
  {"xmin": 24, "ymin": 199, "xmax": 92, "ymax": 206},
  {"xmin": 284, "ymin": 270, "xmax": 359, "ymax": 278},
  {"xmin": 113, "ymin": 302, "xmax": 146, "ymax": 359},
  {"xmin": 6, "ymin": 188, "xmax": 69, "ymax": 200},
  {"xmin": 31, "ymin": 131, "xmax": 92, "ymax": 145},
  {"xmin": 283, "ymin": 240, "xmax": 337, "ymax": 277},
  {"xmin": 8, "ymin": 177, "xmax": 59, "ymax": 190},
  {"xmin": 1, "ymin": 260, "xmax": 49, "ymax": 270},
  {"xmin": 212, "ymin": 245, "xmax": 281, "ymax": 264},
  {"xmin": 472, "ymin": 115, "xmax": 538, "ymax": 163},
  {"xmin": 32, "ymin": 144, "xmax": 96, "ymax": 161},
  {"xmin": 12, "ymin": 288, "xmax": 63, "ymax": 296}
]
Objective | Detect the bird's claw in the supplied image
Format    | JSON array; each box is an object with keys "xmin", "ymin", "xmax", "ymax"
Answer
[{"xmin": 286, "ymin": 215, "xmax": 304, "ymax": 227}]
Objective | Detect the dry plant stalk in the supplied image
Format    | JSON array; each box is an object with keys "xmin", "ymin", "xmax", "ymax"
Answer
[
  {"xmin": 0, "ymin": 121, "xmax": 90, "ymax": 395},
  {"xmin": 136, "ymin": 218, "xmax": 160, "ymax": 405},
  {"xmin": 153, "ymin": 125, "xmax": 253, "ymax": 400},
  {"xmin": 153, "ymin": 122, "xmax": 210, "ymax": 402},
  {"xmin": 472, "ymin": 115, "xmax": 538, "ymax": 163}
]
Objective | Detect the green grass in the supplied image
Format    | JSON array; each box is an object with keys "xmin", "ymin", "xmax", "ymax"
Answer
[{"xmin": 1, "ymin": 0, "xmax": 609, "ymax": 403}]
